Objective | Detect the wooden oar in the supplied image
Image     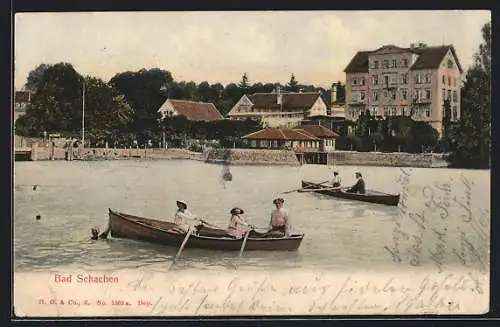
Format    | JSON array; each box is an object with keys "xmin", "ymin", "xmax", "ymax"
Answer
[
  {"xmin": 283, "ymin": 180, "xmax": 329, "ymax": 194},
  {"xmin": 298, "ymin": 186, "xmax": 349, "ymax": 192},
  {"xmin": 238, "ymin": 229, "xmax": 251, "ymax": 257},
  {"xmin": 173, "ymin": 225, "xmax": 193, "ymax": 263}
]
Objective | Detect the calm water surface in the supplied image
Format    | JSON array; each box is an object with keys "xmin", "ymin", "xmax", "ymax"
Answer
[{"xmin": 14, "ymin": 160, "xmax": 490, "ymax": 273}]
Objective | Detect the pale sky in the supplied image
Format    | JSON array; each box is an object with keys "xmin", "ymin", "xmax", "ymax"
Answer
[{"xmin": 14, "ymin": 10, "xmax": 491, "ymax": 90}]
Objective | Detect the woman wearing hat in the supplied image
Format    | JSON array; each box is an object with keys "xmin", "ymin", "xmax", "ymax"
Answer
[
  {"xmin": 226, "ymin": 207, "xmax": 250, "ymax": 238},
  {"xmin": 173, "ymin": 200, "xmax": 199, "ymax": 230},
  {"xmin": 267, "ymin": 198, "xmax": 292, "ymax": 237}
]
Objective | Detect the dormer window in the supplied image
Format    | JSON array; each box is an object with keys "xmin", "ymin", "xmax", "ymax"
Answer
[{"xmin": 447, "ymin": 59, "xmax": 454, "ymax": 69}]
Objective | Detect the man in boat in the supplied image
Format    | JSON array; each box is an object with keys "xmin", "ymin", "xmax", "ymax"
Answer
[
  {"xmin": 173, "ymin": 200, "xmax": 201, "ymax": 231},
  {"xmin": 332, "ymin": 171, "xmax": 342, "ymax": 188},
  {"xmin": 226, "ymin": 207, "xmax": 250, "ymax": 238},
  {"xmin": 266, "ymin": 198, "xmax": 292, "ymax": 238},
  {"xmin": 346, "ymin": 172, "xmax": 366, "ymax": 194}
]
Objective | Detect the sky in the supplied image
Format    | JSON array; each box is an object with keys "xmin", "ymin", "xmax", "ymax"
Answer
[{"xmin": 14, "ymin": 10, "xmax": 491, "ymax": 90}]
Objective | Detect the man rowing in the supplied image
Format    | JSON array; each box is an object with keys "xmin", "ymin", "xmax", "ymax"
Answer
[
  {"xmin": 266, "ymin": 198, "xmax": 292, "ymax": 238},
  {"xmin": 332, "ymin": 171, "xmax": 342, "ymax": 188},
  {"xmin": 346, "ymin": 172, "xmax": 366, "ymax": 194}
]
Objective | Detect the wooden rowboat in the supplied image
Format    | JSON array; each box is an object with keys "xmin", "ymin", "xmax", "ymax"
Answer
[
  {"xmin": 107, "ymin": 208, "xmax": 304, "ymax": 251},
  {"xmin": 301, "ymin": 180, "xmax": 400, "ymax": 206}
]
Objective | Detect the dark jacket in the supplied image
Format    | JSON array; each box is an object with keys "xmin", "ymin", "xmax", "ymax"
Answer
[{"xmin": 348, "ymin": 178, "xmax": 365, "ymax": 194}]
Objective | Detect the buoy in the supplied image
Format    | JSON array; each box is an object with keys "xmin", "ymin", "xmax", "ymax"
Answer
[
  {"xmin": 33, "ymin": 185, "xmax": 37, "ymax": 191},
  {"xmin": 35, "ymin": 214, "xmax": 41, "ymax": 220}
]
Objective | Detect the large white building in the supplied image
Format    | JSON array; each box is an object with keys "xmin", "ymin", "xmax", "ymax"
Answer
[
  {"xmin": 228, "ymin": 91, "xmax": 328, "ymax": 128},
  {"xmin": 344, "ymin": 43, "xmax": 463, "ymax": 135}
]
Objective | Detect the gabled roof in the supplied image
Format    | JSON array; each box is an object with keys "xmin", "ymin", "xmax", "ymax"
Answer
[
  {"xmin": 344, "ymin": 51, "xmax": 371, "ymax": 73},
  {"xmin": 301, "ymin": 125, "xmax": 339, "ymax": 138},
  {"xmin": 344, "ymin": 45, "xmax": 463, "ymax": 74},
  {"xmin": 248, "ymin": 92, "xmax": 322, "ymax": 111},
  {"xmin": 242, "ymin": 128, "xmax": 320, "ymax": 141},
  {"xmin": 411, "ymin": 45, "xmax": 463, "ymax": 73},
  {"xmin": 163, "ymin": 99, "xmax": 223, "ymax": 121}
]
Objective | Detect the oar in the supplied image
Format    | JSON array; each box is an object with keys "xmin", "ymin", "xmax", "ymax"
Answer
[
  {"xmin": 238, "ymin": 228, "xmax": 251, "ymax": 257},
  {"xmin": 283, "ymin": 180, "xmax": 329, "ymax": 194},
  {"xmin": 173, "ymin": 225, "xmax": 193, "ymax": 264}
]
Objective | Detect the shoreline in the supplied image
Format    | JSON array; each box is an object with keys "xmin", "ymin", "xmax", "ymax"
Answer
[{"xmin": 16, "ymin": 147, "xmax": 452, "ymax": 169}]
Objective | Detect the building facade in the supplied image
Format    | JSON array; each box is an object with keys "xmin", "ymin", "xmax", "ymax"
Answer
[
  {"xmin": 157, "ymin": 99, "xmax": 224, "ymax": 121},
  {"xmin": 242, "ymin": 128, "xmax": 322, "ymax": 152},
  {"xmin": 344, "ymin": 44, "xmax": 463, "ymax": 135},
  {"xmin": 228, "ymin": 91, "xmax": 328, "ymax": 128},
  {"xmin": 14, "ymin": 91, "xmax": 31, "ymax": 123}
]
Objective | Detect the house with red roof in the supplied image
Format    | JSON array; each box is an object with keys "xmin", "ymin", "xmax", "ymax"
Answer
[
  {"xmin": 241, "ymin": 124, "xmax": 337, "ymax": 153},
  {"xmin": 157, "ymin": 99, "xmax": 224, "ymax": 121},
  {"xmin": 228, "ymin": 91, "xmax": 328, "ymax": 128}
]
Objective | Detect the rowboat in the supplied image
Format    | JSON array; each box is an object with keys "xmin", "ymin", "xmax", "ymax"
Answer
[
  {"xmin": 301, "ymin": 180, "xmax": 400, "ymax": 206},
  {"xmin": 106, "ymin": 208, "xmax": 304, "ymax": 251}
]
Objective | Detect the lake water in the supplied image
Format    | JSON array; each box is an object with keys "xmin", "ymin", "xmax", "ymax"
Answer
[{"xmin": 13, "ymin": 160, "xmax": 490, "ymax": 274}]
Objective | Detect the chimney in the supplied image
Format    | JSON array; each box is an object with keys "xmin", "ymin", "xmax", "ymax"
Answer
[{"xmin": 331, "ymin": 83, "xmax": 338, "ymax": 104}]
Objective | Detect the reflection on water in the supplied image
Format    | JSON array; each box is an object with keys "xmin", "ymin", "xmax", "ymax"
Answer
[{"xmin": 14, "ymin": 160, "xmax": 489, "ymax": 273}]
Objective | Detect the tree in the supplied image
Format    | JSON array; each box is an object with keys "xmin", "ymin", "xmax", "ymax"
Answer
[
  {"xmin": 24, "ymin": 63, "xmax": 50, "ymax": 92},
  {"xmin": 239, "ymin": 73, "xmax": 249, "ymax": 90},
  {"xmin": 287, "ymin": 74, "xmax": 299, "ymax": 92},
  {"xmin": 446, "ymin": 21, "xmax": 490, "ymax": 168}
]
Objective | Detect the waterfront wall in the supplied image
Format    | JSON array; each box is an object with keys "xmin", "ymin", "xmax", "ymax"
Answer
[
  {"xmin": 205, "ymin": 148, "xmax": 300, "ymax": 166},
  {"xmin": 327, "ymin": 151, "xmax": 449, "ymax": 168}
]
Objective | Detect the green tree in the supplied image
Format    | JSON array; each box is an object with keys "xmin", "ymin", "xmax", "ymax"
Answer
[
  {"xmin": 446, "ymin": 21, "xmax": 490, "ymax": 168},
  {"xmin": 287, "ymin": 74, "xmax": 299, "ymax": 92}
]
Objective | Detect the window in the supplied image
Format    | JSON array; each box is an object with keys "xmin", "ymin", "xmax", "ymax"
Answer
[
  {"xmin": 273, "ymin": 140, "xmax": 279, "ymax": 147},
  {"xmin": 251, "ymin": 140, "xmax": 257, "ymax": 147},
  {"xmin": 384, "ymin": 90, "xmax": 389, "ymax": 98},
  {"xmin": 425, "ymin": 73, "xmax": 431, "ymax": 83},
  {"xmin": 374, "ymin": 60, "xmax": 379, "ymax": 69},
  {"xmin": 447, "ymin": 90, "xmax": 451, "ymax": 101},
  {"xmin": 402, "ymin": 58, "xmax": 408, "ymax": 68},
  {"xmin": 391, "ymin": 107, "xmax": 397, "ymax": 116},
  {"xmin": 453, "ymin": 77, "xmax": 457, "ymax": 87},
  {"xmin": 352, "ymin": 78, "xmax": 357, "ymax": 85},
  {"xmin": 401, "ymin": 107, "xmax": 407, "ymax": 116},
  {"xmin": 447, "ymin": 59, "xmax": 454, "ymax": 68},
  {"xmin": 401, "ymin": 74, "xmax": 408, "ymax": 84},
  {"xmin": 372, "ymin": 107, "xmax": 377, "ymax": 116},
  {"xmin": 453, "ymin": 90, "xmax": 457, "ymax": 103},
  {"xmin": 383, "ymin": 60, "xmax": 389, "ymax": 68},
  {"xmin": 415, "ymin": 74, "xmax": 422, "ymax": 84},
  {"xmin": 360, "ymin": 77, "xmax": 366, "ymax": 86},
  {"xmin": 392, "ymin": 59, "xmax": 397, "ymax": 68},
  {"xmin": 452, "ymin": 106, "xmax": 458, "ymax": 120},
  {"xmin": 448, "ymin": 76, "xmax": 451, "ymax": 86},
  {"xmin": 391, "ymin": 75, "xmax": 398, "ymax": 85},
  {"xmin": 372, "ymin": 91, "xmax": 378, "ymax": 101},
  {"xmin": 391, "ymin": 90, "xmax": 397, "ymax": 100},
  {"xmin": 372, "ymin": 75, "xmax": 378, "ymax": 85},
  {"xmin": 442, "ymin": 88, "xmax": 446, "ymax": 100},
  {"xmin": 442, "ymin": 75, "xmax": 446, "ymax": 84},
  {"xmin": 360, "ymin": 92, "xmax": 366, "ymax": 101},
  {"xmin": 383, "ymin": 107, "xmax": 389, "ymax": 116},
  {"xmin": 425, "ymin": 89, "xmax": 431, "ymax": 100},
  {"xmin": 384, "ymin": 76, "xmax": 389, "ymax": 86},
  {"xmin": 426, "ymin": 107, "xmax": 431, "ymax": 117},
  {"xmin": 401, "ymin": 88, "xmax": 408, "ymax": 100},
  {"xmin": 261, "ymin": 140, "xmax": 268, "ymax": 147}
]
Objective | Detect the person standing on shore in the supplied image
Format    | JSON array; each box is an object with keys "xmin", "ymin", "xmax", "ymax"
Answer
[
  {"xmin": 346, "ymin": 172, "xmax": 366, "ymax": 194},
  {"xmin": 266, "ymin": 198, "xmax": 292, "ymax": 237}
]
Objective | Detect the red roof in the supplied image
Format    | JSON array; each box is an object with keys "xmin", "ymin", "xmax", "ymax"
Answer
[
  {"xmin": 301, "ymin": 125, "xmax": 339, "ymax": 138},
  {"xmin": 248, "ymin": 92, "xmax": 321, "ymax": 111},
  {"xmin": 242, "ymin": 128, "xmax": 320, "ymax": 141},
  {"xmin": 169, "ymin": 99, "xmax": 223, "ymax": 121}
]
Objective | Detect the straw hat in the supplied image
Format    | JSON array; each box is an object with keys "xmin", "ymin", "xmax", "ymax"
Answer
[
  {"xmin": 176, "ymin": 200, "xmax": 187, "ymax": 209},
  {"xmin": 230, "ymin": 207, "xmax": 244, "ymax": 215},
  {"xmin": 273, "ymin": 198, "xmax": 285, "ymax": 205}
]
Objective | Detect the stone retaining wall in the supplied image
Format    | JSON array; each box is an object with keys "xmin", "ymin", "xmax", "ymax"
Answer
[
  {"xmin": 328, "ymin": 151, "xmax": 449, "ymax": 168},
  {"xmin": 205, "ymin": 148, "xmax": 300, "ymax": 166}
]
